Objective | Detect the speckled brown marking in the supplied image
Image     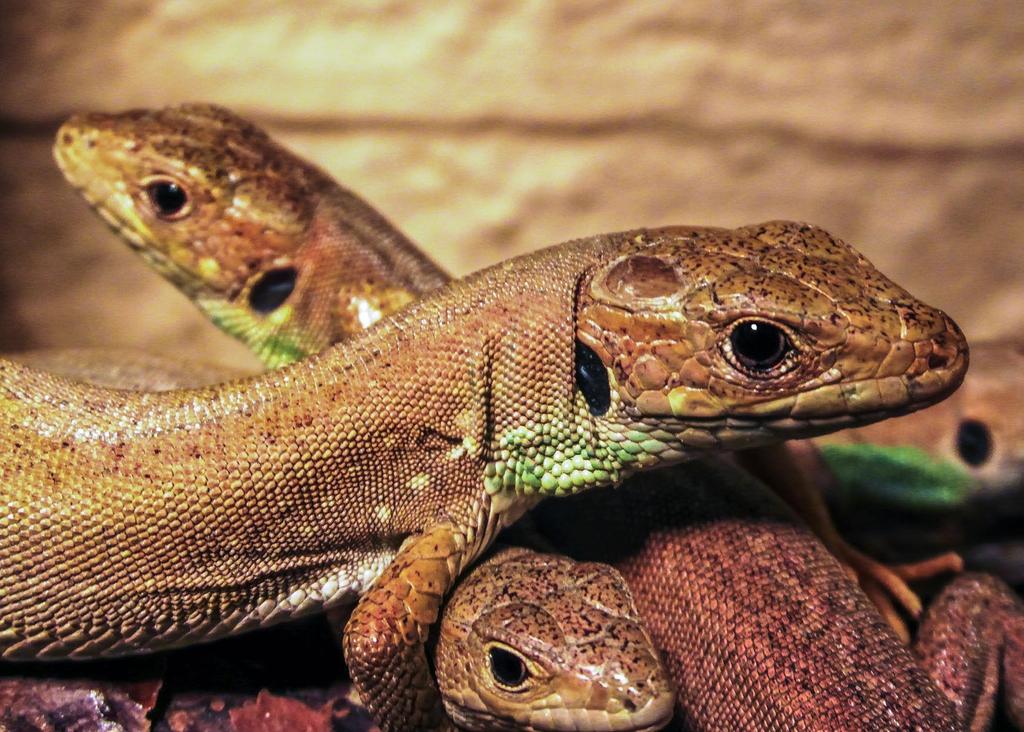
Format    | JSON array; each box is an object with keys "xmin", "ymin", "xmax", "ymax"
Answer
[
  {"xmin": 435, "ymin": 546, "xmax": 674, "ymax": 731},
  {"xmin": 54, "ymin": 103, "xmax": 447, "ymax": 367},
  {"xmin": 0, "ymin": 224, "xmax": 968, "ymax": 731}
]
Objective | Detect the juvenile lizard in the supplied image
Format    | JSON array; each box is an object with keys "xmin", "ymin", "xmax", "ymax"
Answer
[
  {"xmin": 54, "ymin": 104, "xmax": 955, "ymax": 624},
  {"xmin": 55, "ymin": 104, "xmax": 447, "ymax": 367},
  {"xmin": 0, "ymin": 220, "xmax": 968, "ymax": 730}
]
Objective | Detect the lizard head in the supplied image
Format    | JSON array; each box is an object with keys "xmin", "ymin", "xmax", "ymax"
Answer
[
  {"xmin": 54, "ymin": 103, "xmax": 411, "ymax": 366},
  {"xmin": 435, "ymin": 548, "xmax": 675, "ymax": 732},
  {"xmin": 572, "ymin": 221, "xmax": 969, "ymax": 462}
]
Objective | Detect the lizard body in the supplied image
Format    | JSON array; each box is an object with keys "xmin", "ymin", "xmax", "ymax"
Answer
[
  {"xmin": 534, "ymin": 459, "xmax": 1024, "ymax": 731},
  {"xmin": 0, "ymin": 221, "xmax": 967, "ymax": 730},
  {"xmin": 8, "ymin": 347, "xmax": 675, "ymax": 732}
]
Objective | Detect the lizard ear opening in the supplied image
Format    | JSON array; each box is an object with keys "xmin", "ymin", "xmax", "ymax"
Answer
[
  {"xmin": 576, "ymin": 339, "xmax": 610, "ymax": 416},
  {"xmin": 249, "ymin": 267, "xmax": 297, "ymax": 314},
  {"xmin": 956, "ymin": 419, "xmax": 992, "ymax": 466}
]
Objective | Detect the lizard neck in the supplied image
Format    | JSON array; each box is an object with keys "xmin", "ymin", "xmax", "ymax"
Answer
[{"xmin": 316, "ymin": 183, "xmax": 449, "ymax": 295}]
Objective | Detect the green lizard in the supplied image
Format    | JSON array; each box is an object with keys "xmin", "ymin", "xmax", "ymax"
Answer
[
  {"xmin": 54, "ymin": 104, "xmax": 955, "ymax": 625},
  {"xmin": 0, "ymin": 219, "xmax": 968, "ymax": 730}
]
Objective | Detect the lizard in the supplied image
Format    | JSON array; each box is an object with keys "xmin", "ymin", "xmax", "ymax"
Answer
[
  {"xmin": 0, "ymin": 220, "xmax": 968, "ymax": 731},
  {"xmin": 434, "ymin": 545, "xmax": 675, "ymax": 732},
  {"xmin": 54, "ymin": 103, "xmax": 448, "ymax": 368},
  {"xmin": 531, "ymin": 458, "xmax": 1024, "ymax": 731},
  {"xmin": 11, "ymin": 348, "xmax": 676, "ymax": 732},
  {"xmin": 15, "ymin": 347, "xmax": 1019, "ymax": 730},
  {"xmin": 53, "ymin": 103, "xmax": 959, "ymax": 626}
]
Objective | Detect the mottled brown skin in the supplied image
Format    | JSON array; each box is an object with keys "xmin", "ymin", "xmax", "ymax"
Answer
[
  {"xmin": 55, "ymin": 106, "xmax": 963, "ymax": 629},
  {"xmin": 0, "ymin": 224, "xmax": 966, "ymax": 731},
  {"xmin": 55, "ymin": 104, "xmax": 447, "ymax": 367},
  {"xmin": 535, "ymin": 459, "xmax": 1024, "ymax": 731},
  {"xmin": 436, "ymin": 547, "xmax": 675, "ymax": 732}
]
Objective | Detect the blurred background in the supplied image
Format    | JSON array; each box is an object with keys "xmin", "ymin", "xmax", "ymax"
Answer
[{"xmin": 0, "ymin": 1, "xmax": 1021, "ymax": 370}]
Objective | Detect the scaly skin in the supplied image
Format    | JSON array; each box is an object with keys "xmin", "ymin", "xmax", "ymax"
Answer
[
  {"xmin": 534, "ymin": 459, "xmax": 1024, "ymax": 731},
  {"xmin": 436, "ymin": 546, "xmax": 674, "ymax": 732},
  {"xmin": 54, "ymin": 105, "xmax": 962, "ymax": 625},
  {"xmin": 0, "ymin": 223, "xmax": 967, "ymax": 731},
  {"xmin": 54, "ymin": 104, "xmax": 447, "ymax": 367}
]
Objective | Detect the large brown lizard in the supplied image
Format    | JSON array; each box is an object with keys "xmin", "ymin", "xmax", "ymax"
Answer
[
  {"xmin": 8, "ymin": 347, "xmax": 677, "ymax": 732},
  {"xmin": 0, "ymin": 216, "xmax": 968, "ymax": 731},
  {"xmin": 13, "ymin": 349, "xmax": 1020, "ymax": 730},
  {"xmin": 54, "ymin": 104, "xmax": 955, "ymax": 628}
]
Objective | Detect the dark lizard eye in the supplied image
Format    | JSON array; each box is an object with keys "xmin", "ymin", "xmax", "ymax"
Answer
[
  {"xmin": 728, "ymin": 320, "xmax": 792, "ymax": 374},
  {"xmin": 956, "ymin": 419, "xmax": 992, "ymax": 466},
  {"xmin": 144, "ymin": 177, "xmax": 190, "ymax": 219},
  {"xmin": 488, "ymin": 646, "xmax": 529, "ymax": 689},
  {"xmin": 249, "ymin": 268, "xmax": 297, "ymax": 313},
  {"xmin": 576, "ymin": 340, "xmax": 610, "ymax": 416}
]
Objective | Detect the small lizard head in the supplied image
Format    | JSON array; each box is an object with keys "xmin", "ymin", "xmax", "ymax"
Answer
[
  {"xmin": 53, "ymin": 104, "xmax": 399, "ymax": 366},
  {"xmin": 54, "ymin": 104, "xmax": 324, "ymax": 294},
  {"xmin": 435, "ymin": 547, "xmax": 675, "ymax": 732},
  {"xmin": 574, "ymin": 221, "xmax": 969, "ymax": 453}
]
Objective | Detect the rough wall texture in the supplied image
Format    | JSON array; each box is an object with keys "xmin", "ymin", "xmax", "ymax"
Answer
[{"xmin": 1, "ymin": 1, "xmax": 1021, "ymax": 368}]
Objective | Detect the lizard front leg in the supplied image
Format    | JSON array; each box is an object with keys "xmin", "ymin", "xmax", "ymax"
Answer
[
  {"xmin": 915, "ymin": 573, "xmax": 1024, "ymax": 731},
  {"xmin": 342, "ymin": 522, "xmax": 465, "ymax": 732}
]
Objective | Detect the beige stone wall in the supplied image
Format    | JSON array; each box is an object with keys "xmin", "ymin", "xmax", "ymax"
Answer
[{"xmin": 1, "ymin": 1, "xmax": 1021, "ymax": 369}]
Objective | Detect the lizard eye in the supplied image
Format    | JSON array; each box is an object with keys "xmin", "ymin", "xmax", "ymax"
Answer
[
  {"xmin": 725, "ymin": 320, "xmax": 793, "ymax": 376},
  {"xmin": 487, "ymin": 645, "xmax": 529, "ymax": 690},
  {"xmin": 576, "ymin": 340, "xmax": 610, "ymax": 416},
  {"xmin": 956, "ymin": 419, "xmax": 992, "ymax": 466},
  {"xmin": 249, "ymin": 267, "xmax": 297, "ymax": 314},
  {"xmin": 143, "ymin": 176, "xmax": 191, "ymax": 219}
]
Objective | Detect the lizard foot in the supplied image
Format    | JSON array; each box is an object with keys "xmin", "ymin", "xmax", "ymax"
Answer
[
  {"xmin": 735, "ymin": 444, "xmax": 963, "ymax": 641},
  {"xmin": 834, "ymin": 540, "xmax": 963, "ymax": 642}
]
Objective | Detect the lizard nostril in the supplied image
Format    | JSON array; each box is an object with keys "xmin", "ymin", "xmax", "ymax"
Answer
[{"xmin": 927, "ymin": 352, "xmax": 948, "ymax": 370}]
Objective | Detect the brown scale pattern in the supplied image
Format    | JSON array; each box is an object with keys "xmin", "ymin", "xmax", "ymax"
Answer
[
  {"xmin": 55, "ymin": 103, "xmax": 448, "ymax": 366},
  {"xmin": 435, "ymin": 546, "xmax": 674, "ymax": 731},
  {"xmin": 536, "ymin": 459, "xmax": 1024, "ymax": 731}
]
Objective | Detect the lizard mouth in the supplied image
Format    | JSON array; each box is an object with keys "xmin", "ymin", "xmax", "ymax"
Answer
[
  {"xmin": 519, "ymin": 689, "xmax": 676, "ymax": 732},
  {"xmin": 619, "ymin": 343, "xmax": 968, "ymax": 455}
]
